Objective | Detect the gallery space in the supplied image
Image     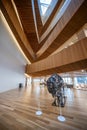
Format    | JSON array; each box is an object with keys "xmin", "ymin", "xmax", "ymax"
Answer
[{"xmin": 0, "ymin": 0, "xmax": 87, "ymax": 129}]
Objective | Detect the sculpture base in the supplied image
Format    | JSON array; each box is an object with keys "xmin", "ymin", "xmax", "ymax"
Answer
[
  {"xmin": 57, "ymin": 115, "xmax": 66, "ymax": 122},
  {"xmin": 36, "ymin": 110, "xmax": 43, "ymax": 116}
]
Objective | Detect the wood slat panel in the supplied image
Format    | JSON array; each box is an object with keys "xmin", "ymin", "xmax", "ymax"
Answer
[
  {"xmin": 26, "ymin": 38, "xmax": 87, "ymax": 76},
  {"xmin": 40, "ymin": 0, "xmax": 63, "ymax": 36},
  {"xmin": 36, "ymin": 0, "xmax": 87, "ymax": 60},
  {"xmin": 0, "ymin": 0, "xmax": 35, "ymax": 62}
]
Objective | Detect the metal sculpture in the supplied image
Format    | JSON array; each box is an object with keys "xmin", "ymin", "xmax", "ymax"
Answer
[{"xmin": 47, "ymin": 73, "xmax": 65, "ymax": 107}]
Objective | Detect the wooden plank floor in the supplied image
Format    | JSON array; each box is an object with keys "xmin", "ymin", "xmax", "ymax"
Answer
[{"xmin": 0, "ymin": 84, "xmax": 87, "ymax": 130}]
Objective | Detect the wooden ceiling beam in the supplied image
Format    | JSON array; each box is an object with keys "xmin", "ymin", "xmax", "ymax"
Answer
[
  {"xmin": 0, "ymin": 0, "xmax": 36, "ymax": 62},
  {"xmin": 26, "ymin": 37, "xmax": 87, "ymax": 76},
  {"xmin": 33, "ymin": 0, "xmax": 43, "ymax": 37},
  {"xmin": 14, "ymin": 0, "xmax": 40, "ymax": 53},
  {"xmin": 40, "ymin": 0, "xmax": 63, "ymax": 36},
  {"xmin": 36, "ymin": 0, "xmax": 87, "ymax": 60}
]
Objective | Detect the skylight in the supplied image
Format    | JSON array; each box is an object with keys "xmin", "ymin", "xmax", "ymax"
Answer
[{"xmin": 40, "ymin": 0, "xmax": 52, "ymax": 15}]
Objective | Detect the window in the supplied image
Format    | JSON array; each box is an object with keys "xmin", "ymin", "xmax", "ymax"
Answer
[{"xmin": 39, "ymin": 0, "xmax": 52, "ymax": 15}]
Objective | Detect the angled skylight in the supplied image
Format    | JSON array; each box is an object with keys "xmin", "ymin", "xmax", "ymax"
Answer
[{"xmin": 40, "ymin": 0, "xmax": 52, "ymax": 15}]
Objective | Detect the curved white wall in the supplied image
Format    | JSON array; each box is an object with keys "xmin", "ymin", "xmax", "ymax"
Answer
[{"xmin": 0, "ymin": 12, "xmax": 28, "ymax": 93}]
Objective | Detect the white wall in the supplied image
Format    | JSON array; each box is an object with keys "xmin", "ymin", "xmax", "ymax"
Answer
[{"xmin": 0, "ymin": 12, "xmax": 28, "ymax": 93}]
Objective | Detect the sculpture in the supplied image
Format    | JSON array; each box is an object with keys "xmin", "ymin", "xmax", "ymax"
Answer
[{"xmin": 47, "ymin": 73, "xmax": 65, "ymax": 107}]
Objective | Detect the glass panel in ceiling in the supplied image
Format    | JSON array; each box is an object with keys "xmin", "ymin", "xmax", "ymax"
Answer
[{"xmin": 40, "ymin": 0, "xmax": 52, "ymax": 15}]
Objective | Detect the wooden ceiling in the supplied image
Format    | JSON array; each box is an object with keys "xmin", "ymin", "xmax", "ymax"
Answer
[
  {"xmin": 0, "ymin": 0, "xmax": 87, "ymax": 76},
  {"xmin": 26, "ymin": 37, "xmax": 87, "ymax": 77}
]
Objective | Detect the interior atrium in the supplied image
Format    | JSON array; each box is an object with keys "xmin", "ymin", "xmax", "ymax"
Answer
[{"xmin": 0, "ymin": 0, "xmax": 87, "ymax": 130}]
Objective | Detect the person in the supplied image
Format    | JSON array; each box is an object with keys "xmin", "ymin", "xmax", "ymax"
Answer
[{"xmin": 19, "ymin": 83, "xmax": 23, "ymax": 91}]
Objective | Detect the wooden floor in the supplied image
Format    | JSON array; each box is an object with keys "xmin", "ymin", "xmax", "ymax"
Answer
[{"xmin": 0, "ymin": 83, "xmax": 87, "ymax": 130}]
